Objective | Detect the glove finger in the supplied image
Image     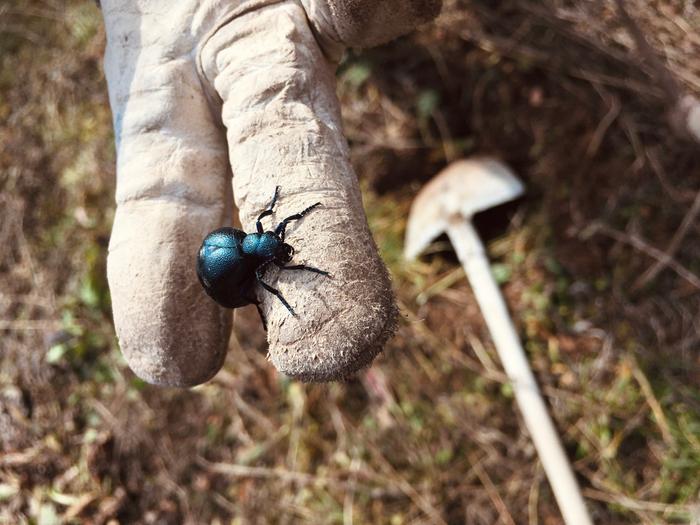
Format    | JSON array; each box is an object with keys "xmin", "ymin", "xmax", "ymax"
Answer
[
  {"xmin": 200, "ymin": 1, "xmax": 397, "ymax": 381},
  {"xmin": 104, "ymin": 9, "xmax": 232, "ymax": 386},
  {"xmin": 304, "ymin": 0, "xmax": 442, "ymax": 49}
]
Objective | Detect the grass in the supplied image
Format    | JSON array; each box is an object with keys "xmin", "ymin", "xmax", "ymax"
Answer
[{"xmin": 1, "ymin": 0, "xmax": 699, "ymax": 523}]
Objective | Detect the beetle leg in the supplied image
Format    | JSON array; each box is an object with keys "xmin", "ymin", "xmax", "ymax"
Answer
[
  {"xmin": 256, "ymin": 185, "xmax": 281, "ymax": 233},
  {"xmin": 256, "ymin": 266, "xmax": 296, "ymax": 316},
  {"xmin": 245, "ymin": 295, "xmax": 267, "ymax": 330},
  {"xmin": 274, "ymin": 261, "xmax": 330, "ymax": 277},
  {"xmin": 274, "ymin": 202, "xmax": 321, "ymax": 241}
]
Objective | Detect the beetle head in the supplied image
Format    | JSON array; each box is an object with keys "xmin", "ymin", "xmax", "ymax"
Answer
[{"xmin": 277, "ymin": 243, "xmax": 294, "ymax": 263}]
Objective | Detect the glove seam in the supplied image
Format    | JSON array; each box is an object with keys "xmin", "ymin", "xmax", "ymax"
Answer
[
  {"xmin": 194, "ymin": 0, "xmax": 289, "ymax": 126},
  {"xmin": 298, "ymin": 0, "xmax": 346, "ymax": 63}
]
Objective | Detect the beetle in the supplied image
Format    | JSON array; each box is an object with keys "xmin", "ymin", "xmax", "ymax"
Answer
[{"xmin": 196, "ymin": 186, "xmax": 328, "ymax": 327}]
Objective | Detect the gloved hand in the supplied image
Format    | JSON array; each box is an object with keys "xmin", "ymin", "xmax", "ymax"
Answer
[{"xmin": 102, "ymin": 0, "xmax": 441, "ymax": 386}]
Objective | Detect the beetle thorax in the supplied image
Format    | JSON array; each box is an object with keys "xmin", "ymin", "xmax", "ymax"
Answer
[{"xmin": 241, "ymin": 232, "xmax": 277, "ymax": 258}]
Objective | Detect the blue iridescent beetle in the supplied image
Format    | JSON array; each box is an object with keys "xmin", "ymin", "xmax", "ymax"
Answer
[{"xmin": 196, "ymin": 186, "xmax": 328, "ymax": 327}]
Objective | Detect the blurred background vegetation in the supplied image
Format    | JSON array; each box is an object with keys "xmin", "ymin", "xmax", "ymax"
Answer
[{"xmin": 1, "ymin": 0, "xmax": 699, "ymax": 523}]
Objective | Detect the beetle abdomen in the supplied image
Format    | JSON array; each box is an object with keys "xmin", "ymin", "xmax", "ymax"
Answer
[{"xmin": 197, "ymin": 228, "xmax": 255, "ymax": 309}]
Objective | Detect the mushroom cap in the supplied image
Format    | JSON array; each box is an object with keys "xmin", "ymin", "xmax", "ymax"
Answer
[{"xmin": 404, "ymin": 158, "xmax": 524, "ymax": 260}]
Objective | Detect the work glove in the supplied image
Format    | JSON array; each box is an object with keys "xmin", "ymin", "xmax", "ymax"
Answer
[{"xmin": 102, "ymin": 0, "xmax": 442, "ymax": 386}]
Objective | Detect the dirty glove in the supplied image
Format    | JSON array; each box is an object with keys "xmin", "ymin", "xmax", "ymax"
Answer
[{"xmin": 102, "ymin": 0, "xmax": 442, "ymax": 386}]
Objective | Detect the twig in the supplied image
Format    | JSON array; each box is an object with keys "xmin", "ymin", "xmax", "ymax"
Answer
[
  {"xmin": 343, "ymin": 458, "xmax": 360, "ymax": 525},
  {"xmin": 211, "ymin": 492, "xmax": 238, "ymax": 514},
  {"xmin": 232, "ymin": 391, "xmax": 277, "ymax": 434},
  {"xmin": 646, "ymin": 148, "xmax": 696, "ymax": 203},
  {"xmin": 632, "ymin": 188, "xmax": 700, "ymax": 290},
  {"xmin": 197, "ymin": 456, "xmax": 395, "ymax": 496},
  {"xmin": 528, "ymin": 464, "xmax": 544, "ymax": 525},
  {"xmin": 587, "ymin": 90, "xmax": 621, "ymax": 157},
  {"xmin": 581, "ymin": 221, "xmax": 700, "ymax": 290},
  {"xmin": 629, "ymin": 358, "xmax": 675, "ymax": 446},
  {"xmin": 432, "ymin": 109, "xmax": 458, "ymax": 162},
  {"xmin": 0, "ymin": 445, "xmax": 42, "ymax": 466},
  {"xmin": 614, "ymin": 0, "xmax": 680, "ymax": 98},
  {"xmin": 467, "ymin": 453, "xmax": 517, "ymax": 525},
  {"xmin": 62, "ymin": 493, "xmax": 98, "ymax": 521},
  {"xmin": 197, "ymin": 457, "xmax": 330, "ymax": 486},
  {"xmin": 86, "ymin": 399, "xmax": 120, "ymax": 431},
  {"xmin": 582, "ymin": 488, "xmax": 694, "ymax": 517},
  {"xmin": 0, "ymin": 319, "xmax": 61, "ymax": 331}
]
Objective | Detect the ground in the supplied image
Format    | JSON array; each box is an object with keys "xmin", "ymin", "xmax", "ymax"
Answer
[{"xmin": 1, "ymin": 1, "xmax": 699, "ymax": 524}]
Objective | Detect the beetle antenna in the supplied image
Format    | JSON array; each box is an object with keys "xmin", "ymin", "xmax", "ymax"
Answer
[
  {"xmin": 256, "ymin": 186, "xmax": 281, "ymax": 233},
  {"xmin": 275, "ymin": 202, "xmax": 321, "ymax": 241}
]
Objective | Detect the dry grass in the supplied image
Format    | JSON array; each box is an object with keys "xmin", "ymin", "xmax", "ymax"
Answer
[{"xmin": 1, "ymin": 0, "xmax": 699, "ymax": 524}]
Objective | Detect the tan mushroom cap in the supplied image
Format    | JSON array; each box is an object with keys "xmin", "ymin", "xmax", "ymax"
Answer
[{"xmin": 404, "ymin": 158, "xmax": 524, "ymax": 261}]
